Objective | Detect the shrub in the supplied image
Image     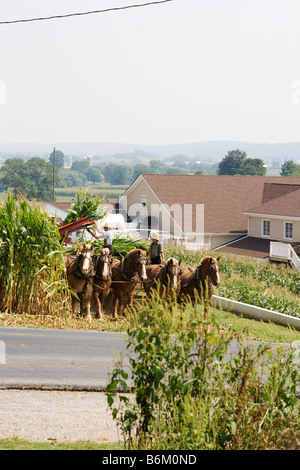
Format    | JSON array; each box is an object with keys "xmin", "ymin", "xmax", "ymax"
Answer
[{"xmin": 106, "ymin": 293, "xmax": 300, "ymax": 450}]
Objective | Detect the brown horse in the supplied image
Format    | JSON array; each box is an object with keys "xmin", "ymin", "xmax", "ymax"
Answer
[
  {"xmin": 110, "ymin": 248, "xmax": 147, "ymax": 320},
  {"xmin": 64, "ymin": 243, "xmax": 95, "ymax": 321},
  {"xmin": 92, "ymin": 247, "xmax": 112, "ymax": 319},
  {"xmin": 144, "ymin": 257, "xmax": 182, "ymax": 301},
  {"xmin": 178, "ymin": 256, "xmax": 220, "ymax": 317}
]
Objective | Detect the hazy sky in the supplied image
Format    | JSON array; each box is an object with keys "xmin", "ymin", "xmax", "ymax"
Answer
[{"xmin": 0, "ymin": 0, "xmax": 299, "ymax": 146}]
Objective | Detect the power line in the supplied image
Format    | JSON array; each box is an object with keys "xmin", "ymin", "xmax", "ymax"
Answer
[{"xmin": 0, "ymin": 0, "xmax": 174, "ymax": 25}]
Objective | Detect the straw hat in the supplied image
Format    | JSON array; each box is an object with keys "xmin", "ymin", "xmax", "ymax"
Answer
[
  {"xmin": 150, "ymin": 231, "xmax": 159, "ymax": 241},
  {"xmin": 104, "ymin": 222, "xmax": 110, "ymax": 229}
]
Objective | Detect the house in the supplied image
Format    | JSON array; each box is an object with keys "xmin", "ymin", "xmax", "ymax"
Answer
[
  {"xmin": 116, "ymin": 174, "xmax": 300, "ymax": 251},
  {"xmin": 245, "ymin": 183, "xmax": 300, "ymax": 242},
  {"xmin": 36, "ymin": 201, "xmax": 71, "ymax": 224},
  {"xmin": 215, "ymin": 181, "xmax": 300, "ymax": 259}
]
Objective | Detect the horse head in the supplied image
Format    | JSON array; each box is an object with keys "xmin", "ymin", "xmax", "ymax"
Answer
[
  {"xmin": 164, "ymin": 257, "xmax": 181, "ymax": 289},
  {"xmin": 95, "ymin": 247, "xmax": 112, "ymax": 281},
  {"xmin": 136, "ymin": 249, "xmax": 148, "ymax": 282},
  {"xmin": 77, "ymin": 243, "xmax": 94, "ymax": 276},
  {"xmin": 126, "ymin": 249, "xmax": 147, "ymax": 282},
  {"xmin": 200, "ymin": 256, "xmax": 220, "ymax": 287}
]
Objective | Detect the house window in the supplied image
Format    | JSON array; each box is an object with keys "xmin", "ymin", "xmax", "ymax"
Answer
[
  {"xmin": 284, "ymin": 222, "xmax": 293, "ymax": 240},
  {"xmin": 141, "ymin": 195, "xmax": 147, "ymax": 207},
  {"xmin": 262, "ymin": 219, "xmax": 270, "ymax": 237}
]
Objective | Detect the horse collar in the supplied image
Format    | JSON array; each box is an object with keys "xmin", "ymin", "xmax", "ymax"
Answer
[
  {"xmin": 195, "ymin": 264, "xmax": 212, "ymax": 289},
  {"xmin": 195, "ymin": 265, "xmax": 202, "ymax": 280}
]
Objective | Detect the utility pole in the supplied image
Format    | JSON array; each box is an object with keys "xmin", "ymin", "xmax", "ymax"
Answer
[{"xmin": 52, "ymin": 147, "xmax": 56, "ymax": 202}]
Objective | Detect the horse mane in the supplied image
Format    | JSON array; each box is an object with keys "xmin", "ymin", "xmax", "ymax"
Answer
[
  {"xmin": 200, "ymin": 255, "xmax": 220, "ymax": 265},
  {"xmin": 165, "ymin": 257, "xmax": 179, "ymax": 265},
  {"xmin": 127, "ymin": 248, "xmax": 145, "ymax": 257},
  {"xmin": 200, "ymin": 256, "xmax": 212, "ymax": 265},
  {"xmin": 80, "ymin": 243, "xmax": 93, "ymax": 252}
]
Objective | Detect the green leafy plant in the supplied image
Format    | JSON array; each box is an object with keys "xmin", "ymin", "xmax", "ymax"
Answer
[
  {"xmin": 63, "ymin": 188, "xmax": 106, "ymax": 224},
  {"xmin": 0, "ymin": 194, "xmax": 68, "ymax": 315},
  {"xmin": 92, "ymin": 233, "xmax": 150, "ymax": 259},
  {"xmin": 106, "ymin": 292, "xmax": 300, "ymax": 450}
]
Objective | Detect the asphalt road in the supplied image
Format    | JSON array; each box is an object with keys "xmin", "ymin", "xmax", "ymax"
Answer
[{"xmin": 0, "ymin": 327, "xmax": 129, "ymax": 391}]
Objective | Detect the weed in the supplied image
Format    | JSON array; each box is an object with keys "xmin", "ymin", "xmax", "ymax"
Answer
[{"xmin": 106, "ymin": 292, "xmax": 300, "ymax": 450}]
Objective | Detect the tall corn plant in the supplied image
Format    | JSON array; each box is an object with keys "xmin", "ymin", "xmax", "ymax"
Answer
[{"xmin": 0, "ymin": 194, "xmax": 68, "ymax": 315}]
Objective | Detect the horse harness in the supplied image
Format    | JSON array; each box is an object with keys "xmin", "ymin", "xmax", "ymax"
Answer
[
  {"xmin": 181, "ymin": 261, "xmax": 219, "ymax": 289},
  {"xmin": 161, "ymin": 263, "xmax": 181, "ymax": 286},
  {"xmin": 145, "ymin": 262, "xmax": 181, "ymax": 287},
  {"xmin": 94, "ymin": 254, "xmax": 112, "ymax": 281}
]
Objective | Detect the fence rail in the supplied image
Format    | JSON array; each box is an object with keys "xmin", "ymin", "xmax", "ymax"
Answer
[{"xmin": 270, "ymin": 242, "xmax": 300, "ymax": 272}]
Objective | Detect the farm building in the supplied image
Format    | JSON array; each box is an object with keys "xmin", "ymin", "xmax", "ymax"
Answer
[{"xmin": 116, "ymin": 174, "xmax": 300, "ymax": 255}]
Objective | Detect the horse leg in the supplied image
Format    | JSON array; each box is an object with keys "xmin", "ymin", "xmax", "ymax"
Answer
[
  {"xmin": 93, "ymin": 289, "xmax": 102, "ymax": 319},
  {"xmin": 78, "ymin": 293, "xmax": 86, "ymax": 317},
  {"xmin": 85, "ymin": 284, "xmax": 93, "ymax": 322},
  {"xmin": 71, "ymin": 295, "xmax": 78, "ymax": 316},
  {"xmin": 112, "ymin": 293, "xmax": 119, "ymax": 321},
  {"xmin": 117, "ymin": 291, "xmax": 126, "ymax": 318}
]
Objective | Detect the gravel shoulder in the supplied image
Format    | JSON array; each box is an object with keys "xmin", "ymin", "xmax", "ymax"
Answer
[{"xmin": 0, "ymin": 390, "xmax": 120, "ymax": 443}]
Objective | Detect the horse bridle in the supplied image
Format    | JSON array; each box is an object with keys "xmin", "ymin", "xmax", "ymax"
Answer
[
  {"xmin": 73, "ymin": 250, "xmax": 95, "ymax": 281},
  {"xmin": 162, "ymin": 263, "xmax": 181, "ymax": 286},
  {"xmin": 94, "ymin": 253, "xmax": 112, "ymax": 281}
]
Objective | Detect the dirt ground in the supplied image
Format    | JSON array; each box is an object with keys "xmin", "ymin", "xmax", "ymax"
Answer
[{"xmin": 0, "ymin": 389, "xmax": 120, "ymax": 443}]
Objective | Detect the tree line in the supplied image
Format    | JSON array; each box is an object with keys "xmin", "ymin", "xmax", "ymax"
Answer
[{"xmin": 0, "ymin": 149, "xmax": 299, "ymax": 201}]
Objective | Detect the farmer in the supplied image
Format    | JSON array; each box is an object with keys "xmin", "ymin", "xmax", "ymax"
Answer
[
  {"xmin": 148, "ymin": 232, "xmax": 164, "ymax": 265},
  {"xmin": 87, "ymin": 221, "xmax": 114, "ymax": 255}
]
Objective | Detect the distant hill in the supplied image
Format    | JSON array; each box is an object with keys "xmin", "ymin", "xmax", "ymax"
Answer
[{"xmin": 1, "ymin": 141, "xmax": 300, "ymax": 163}]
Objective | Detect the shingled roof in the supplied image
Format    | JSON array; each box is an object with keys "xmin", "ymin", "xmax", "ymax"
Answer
[
  {"xmin": 214, "ymin": 236, "xmax": 274, "ymax": 258},
  {"xmin": 245, "ymin": 183, "xmax": 300, "ymax": 218},
  {"xmin": 140, "ymin": 174, "xmax": 300, "ymax": 234}
]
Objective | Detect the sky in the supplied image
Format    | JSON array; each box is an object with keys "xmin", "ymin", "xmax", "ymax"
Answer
[{"xmin": 0, "ymin": 0, "xmax": 299, "ymax": 146}]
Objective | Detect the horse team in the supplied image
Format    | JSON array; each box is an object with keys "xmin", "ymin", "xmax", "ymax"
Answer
[{"xmin": 64, "ymin": 243, "xmax": 221, "ymax": 321}]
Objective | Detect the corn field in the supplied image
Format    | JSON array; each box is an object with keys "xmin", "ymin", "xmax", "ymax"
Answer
[{"xmin": 0, "ymin": 194, "xmax": 69, "ymax": 315}]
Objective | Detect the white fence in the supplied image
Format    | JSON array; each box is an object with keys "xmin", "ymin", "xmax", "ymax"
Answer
[{"xmin": 270, "ymin": 242, "xmax": 300, "ymax": 272}]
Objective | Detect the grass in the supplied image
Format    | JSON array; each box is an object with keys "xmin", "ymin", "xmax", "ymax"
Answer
[
  {"xmin": 55, "ymin": 183, "xmax": 127, "ymax": 203},
  {"xmin": 214, "ymin": 308, "xmax": 300, "ymax": 344},
  {"xmin": 0, "ymin": 438, "xmax": 122, "ymax": 450}
]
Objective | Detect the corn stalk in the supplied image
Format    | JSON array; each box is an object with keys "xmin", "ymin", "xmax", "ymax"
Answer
[{"xmin": 0, "ymin": 194, "xmax": 68, "ymax": 315}]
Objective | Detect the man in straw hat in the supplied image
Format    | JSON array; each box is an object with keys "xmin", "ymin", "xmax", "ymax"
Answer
[
  {"xmin": 88, "ymin": 221, "xmax": 114, "ymax": 255},
  {"xmin": 148, "ymin": 231, "xmax": 164, "ymax": 265},
  {"xmin": 99, "ymin": 222, "xmax": 114, "ymax": 255}
]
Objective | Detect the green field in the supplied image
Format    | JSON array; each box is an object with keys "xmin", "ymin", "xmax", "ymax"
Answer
[{"xmin": 55, "ymin": 183, "xmax": 127, "ymax": 202}]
